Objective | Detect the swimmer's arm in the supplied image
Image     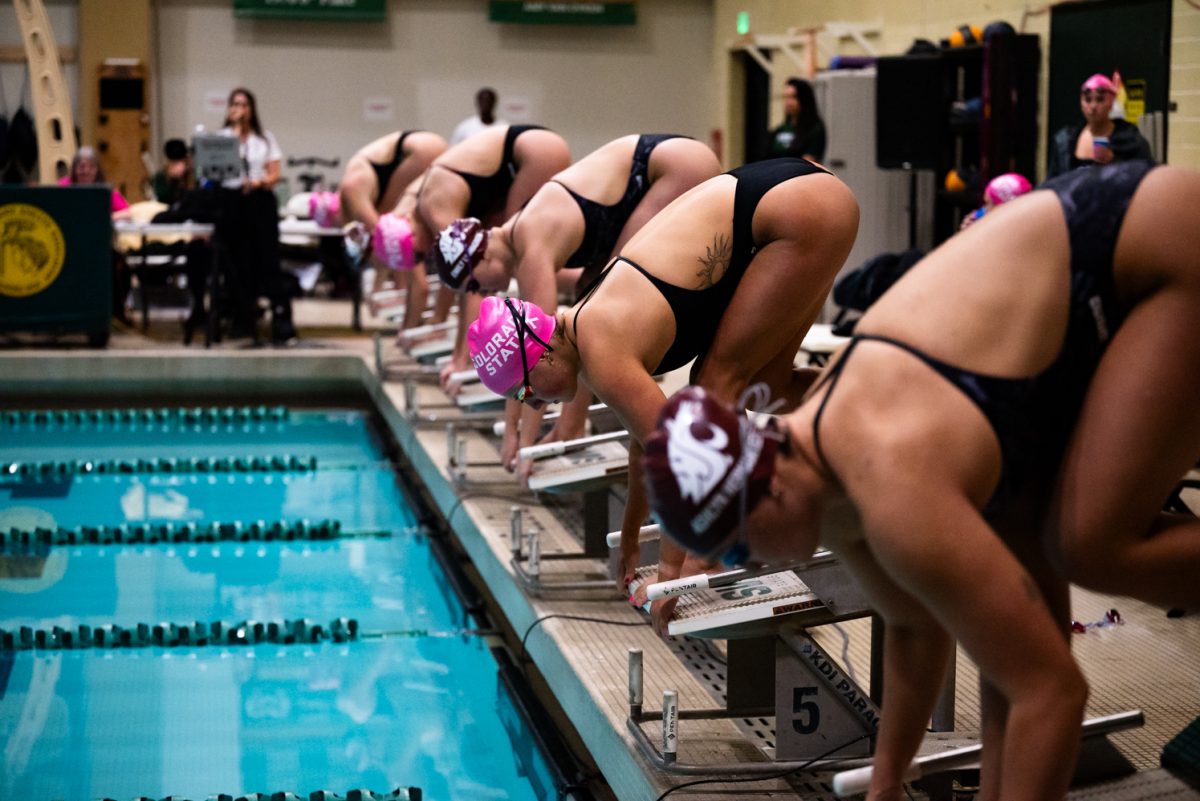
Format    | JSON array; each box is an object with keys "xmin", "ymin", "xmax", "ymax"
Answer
[
  {"xmin": 512, "ymin": 239, "xmax": 560, "ymax": 485},
  {"xmin": 584, "ymin": 355, "xmax": 667, "ymax": 591}
]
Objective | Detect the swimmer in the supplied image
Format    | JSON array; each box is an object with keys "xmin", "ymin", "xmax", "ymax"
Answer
[
  {"xmin": 314, "ymin": 131, "xmax": 447, "ymax": 328},
  {"xmin": 434, "ymin": 134, "xmax": 721, "ymax": 478},
  {"xmin": 642, "ymin": 161, "xmax": 1200, "ymax": 800},
  {"xmin": 418, "ymin": 124, "xmax": 571, "ymax": 382},
  {"xmin": 959, "ymin": 172, "xmax": 1032, "ymax": 230},
  {"xmin": 465, "ymin": 158, "xmax": 859, "ymax": 618}
]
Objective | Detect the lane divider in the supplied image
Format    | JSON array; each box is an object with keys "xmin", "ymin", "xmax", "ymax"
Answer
[
  {"xmin": 0, "ymin": 518, "xmax": 396, "ymax": 547},
  {"xmin": 1, "ymin": 617, "xmax": 360, "ymax": 650},
  {"xmin": 97, "ymin": 788, "xmax": 422, "ymax": 801},
  {"xmin": 0, "ymin": 454, "xmax": 319, "ymax": 480},
  {"xmin": 1, "ymin": 405, "xmax": 290, "ymax": 429}
]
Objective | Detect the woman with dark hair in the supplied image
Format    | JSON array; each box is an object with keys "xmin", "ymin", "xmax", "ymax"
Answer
[
  {"xmin": 642, "ymin": 161, "xmax": 1200, "ymax": 800},
  {"xmin": 767, "ymin": 78, "xmax": 826, "ymax": 162},
  {"xmin": 217, "ymin": 87, "xmax": 293, "ymax": 345}
]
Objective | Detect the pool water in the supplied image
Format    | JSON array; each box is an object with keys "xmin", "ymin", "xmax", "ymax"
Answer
[{"xmin": 0, "ymin": 408, "xmax": 555, "ymax": 801}]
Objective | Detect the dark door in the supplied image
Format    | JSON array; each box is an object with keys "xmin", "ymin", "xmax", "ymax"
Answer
[{"xmin": 1048, "ymin": 0, "xmax": 1171, "ymax": 167}]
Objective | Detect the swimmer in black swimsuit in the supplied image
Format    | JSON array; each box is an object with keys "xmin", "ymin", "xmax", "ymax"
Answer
[
  {"xmin": 337, "ymin": 130, "xmax": 448, "ymax": 316},
  {"xmin": 435, "ymin": 134, "xmax": 720, "ymax": 477},
  {"xmin": 641, "ymin": 161, "xmax": 1200, "ymax": 801},
  {"xmin": 415, "ymin": 124, "xmax": 571, "ymax": 385},
  {"xmin": 339, "ymin": 130, "xmax": 447, "ymax": 231},
  {"xmin": 464, "ymin": 157, "xmax": 858, "ymax": 600}
]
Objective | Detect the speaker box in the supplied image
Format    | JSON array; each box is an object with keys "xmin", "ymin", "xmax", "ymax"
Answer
[{"xmin": 875, "ymin": 54, "xmax": 944, "ymax": 169}]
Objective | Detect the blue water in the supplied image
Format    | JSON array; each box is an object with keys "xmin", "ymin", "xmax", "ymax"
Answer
[{"xmin": 0, "ymin": 409, "xmax": 554, "ymax": 801}]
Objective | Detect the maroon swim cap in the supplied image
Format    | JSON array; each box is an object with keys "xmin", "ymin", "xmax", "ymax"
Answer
[
  {"xmin": 433, "ymin": 217, "xmax": 488, "ymax": 291},
  {"xmin": 643, "ymin": 386, "xmax": 778, "ymax": 559}
]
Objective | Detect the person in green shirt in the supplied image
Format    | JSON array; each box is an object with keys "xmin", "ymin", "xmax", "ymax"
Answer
[
  {"xmin": 151, "ymin": 138, "xmax": 192, "ymax": 205},
  {"xmin": 767, "ymin": 77, "xmax": 827, "ymax": 163}
]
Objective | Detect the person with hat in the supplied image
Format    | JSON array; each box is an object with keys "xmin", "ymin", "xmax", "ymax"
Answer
[
  {"xmin": 329, "ymin": 130, "xmax": 448, "ymax": 327},
  {"xmin": 433, "ymin": 134, "xmax": 720, "ymax": 477},
  {"xmin": 417, "ymin": 124, "xmax": 570, "ymax": 377},
  {"xmin": 958, "ymin": 171, "xmax": 1033, "ymax": 230},
  {"xmin": 465, "ymin": 158, "xmax": 859, "ymax": 607},
  {"xmin": 641, "ymin": 160, "xmax": 1200, "ymax": 800},
  {"xmin": 1047, "ymin": 73, "xmax": 1152, "ymax": 180}
]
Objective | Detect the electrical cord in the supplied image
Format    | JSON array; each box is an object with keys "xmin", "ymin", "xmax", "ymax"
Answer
[
  {"xmin": 442, "ymin": 489, "xmax": 530, "ymax": 528},
  {"xmin": 518, "ymin": 613, "xmax": 645, "ymax": 673}
]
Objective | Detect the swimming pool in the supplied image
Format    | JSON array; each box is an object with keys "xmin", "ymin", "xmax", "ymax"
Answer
[{"xmin": 0, "ymin": 407, "xmax": 557, "ymax": 800}]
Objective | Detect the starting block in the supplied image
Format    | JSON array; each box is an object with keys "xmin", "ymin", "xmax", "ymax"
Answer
[
  {"xmin": 625, "ymin": 627, "xmax": 880, "ymax": 772},
  {"xmin": 509, "ymin": 431, "xmax": 633, "ymax": 593},
  {"xmin": 832, "ymin": 710, "xmax": 1144, "ymax": 797}
]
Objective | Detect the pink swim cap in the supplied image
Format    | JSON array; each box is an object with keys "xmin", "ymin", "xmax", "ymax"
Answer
[
  {"xmin": 468, "ymin": 296, "xmax": 556, "ymax": 397},
  {"xmin": 371, "ymin": 213, "xmax": 416, "ymax": 271},
  {"xmin": 434, "ymin": 218, "xmax": 488, "ymax": 291},
  {"xmin": 1081, "ymin": 74, "xmax": 1116, "ymax": 94},
  {"xmin": 984, "ymin": 173, "xmax": 1032, "ymax": 206},
  {"xmin": 309, "ymin": 191, "xmax": 341, "ymax": 228}
]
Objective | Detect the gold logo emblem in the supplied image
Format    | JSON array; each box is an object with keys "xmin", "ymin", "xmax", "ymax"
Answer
[{"xmin": 0, "ymin": 203, "xmax": 67, "ymax": 298}]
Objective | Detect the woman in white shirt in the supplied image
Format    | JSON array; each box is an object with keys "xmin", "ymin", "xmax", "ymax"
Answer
[{"xmin": 218, "ymin": 87, "xmax": 294, "ymax": 345}]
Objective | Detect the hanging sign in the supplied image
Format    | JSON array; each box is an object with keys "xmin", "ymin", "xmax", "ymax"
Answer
[
  {"xmin": 489, "ymin": 1, "xmax": 636, "ymax": 25},
  {"xmin": 233, "ymin": 0, "xmax": 387, "ymax": 22}
]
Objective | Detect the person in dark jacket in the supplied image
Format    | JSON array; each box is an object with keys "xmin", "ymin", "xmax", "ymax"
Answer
[
  {"xmin": 767, "ymin": 78, "xmax": 827, "ymax": 163},
  {"xmin": 1046, "ymin": 73, "xmax": 1151, "ymax": 179}
]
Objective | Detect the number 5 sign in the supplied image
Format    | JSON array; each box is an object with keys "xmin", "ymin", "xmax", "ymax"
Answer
[{"xmin": 774, "ymin": 630, "xmax": 878, "ymax": 760}]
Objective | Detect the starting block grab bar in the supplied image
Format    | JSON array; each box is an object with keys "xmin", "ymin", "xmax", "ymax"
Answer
[{"xmin": 518, "ymin": 430, "xmax": 629, "ymax": 461}]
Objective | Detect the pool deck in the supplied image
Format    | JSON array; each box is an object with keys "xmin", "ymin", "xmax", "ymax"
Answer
[{"xmin": 3, "ymin": 301, "xmax": 1198, "ymax": 801}]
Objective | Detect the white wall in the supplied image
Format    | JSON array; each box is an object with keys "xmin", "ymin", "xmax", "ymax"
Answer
[{"xmin": 155, "ymin": 0, "xmax": 715, "ymax": 191}]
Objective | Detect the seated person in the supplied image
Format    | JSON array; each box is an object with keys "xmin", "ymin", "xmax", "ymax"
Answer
[
  {"xmin": 151, "ymin": 138, "xmax": 193, "ymax": 206},
  {"xmin": 642, "ymin": 160, "xmax": 1200, "ymax": 801},
  {"xmin": 434, "ymin": 133, "xmax": 721, "ymax": 479},
  {"xmin": 464, "ymin": 158, "xmax": 858, "ymax": 618},
  {"xmin": 59, "ymin": 146, "xmax": 132, "ymax": 321}
]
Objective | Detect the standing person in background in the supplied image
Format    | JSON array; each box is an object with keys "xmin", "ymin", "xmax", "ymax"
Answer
[
  {"xmin": 58, "ymin": 145, "xmax": 132, "ymax": 323},
  {"xmin": 767, "ymin": 78, "xmax": 827, "ymax": 163},
  {"xmin": 1047, "ymin": 74, "xmax": 1152, "ymax": 180},
  {"xmin": 218, "ymin": 87, "xmax": 294, "ymax": 346},
  {"xmin": 450, "ymin": 87, "xmax": 508, "ymax": 146}
]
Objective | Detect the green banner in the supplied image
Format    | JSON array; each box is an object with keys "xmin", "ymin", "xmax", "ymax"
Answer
[
  {"xmin": 489, "ymin": 1, "xmax": 636, "ymax": 25},
  {"xmin": 233, "ymin": 0, "xmax": 386, "ymax": 22}
]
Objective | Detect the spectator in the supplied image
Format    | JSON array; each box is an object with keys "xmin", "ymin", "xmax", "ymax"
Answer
[
  {"xmin": 151, "ymin": 138, "xmax": 193, "ymax": 206},
  {"xmin": 767, "ymin": 78, "xmax": 826, "ymax": 162},
  {"xmin": 58, "ymin": 146, "xmax": 131, "ymax": 216},
  {"xmin": 450, "ymin": 87, "xmax": 508, "ymax": 146},
  {"xmin": 59, "ymin": 146, "xmax": 132, "ymax": 322},
  {"xmin": 1047, "ymin": 73, "xmax": 1152, "ymax": 179},
  {"xmin": 218, "ymin": 87, "xmax": 295, "ymax": 345}
]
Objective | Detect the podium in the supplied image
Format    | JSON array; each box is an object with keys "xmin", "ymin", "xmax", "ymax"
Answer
[{"xmin": 0, "ymin": 187, "xmax": 112, "ymax": 346}]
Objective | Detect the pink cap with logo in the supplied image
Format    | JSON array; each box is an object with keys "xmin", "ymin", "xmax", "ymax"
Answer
[
  {"xmin": 1081, "ymin": 74, "xmax": 1116, "ymax": 94},
  {"xmin": 983, "ymin": 173, "xmax": 1032, "ymax": 206},
  {"xmin": 371, "ymin": 213, "xmax": 416, "ymax": 272},
  {"xmin": 308, "ymin": 191, "xmax": 341, "ymax": 228},
  {"xmin": 467, "ymin": 296, "xmax": 556, "ymax": 397}
]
